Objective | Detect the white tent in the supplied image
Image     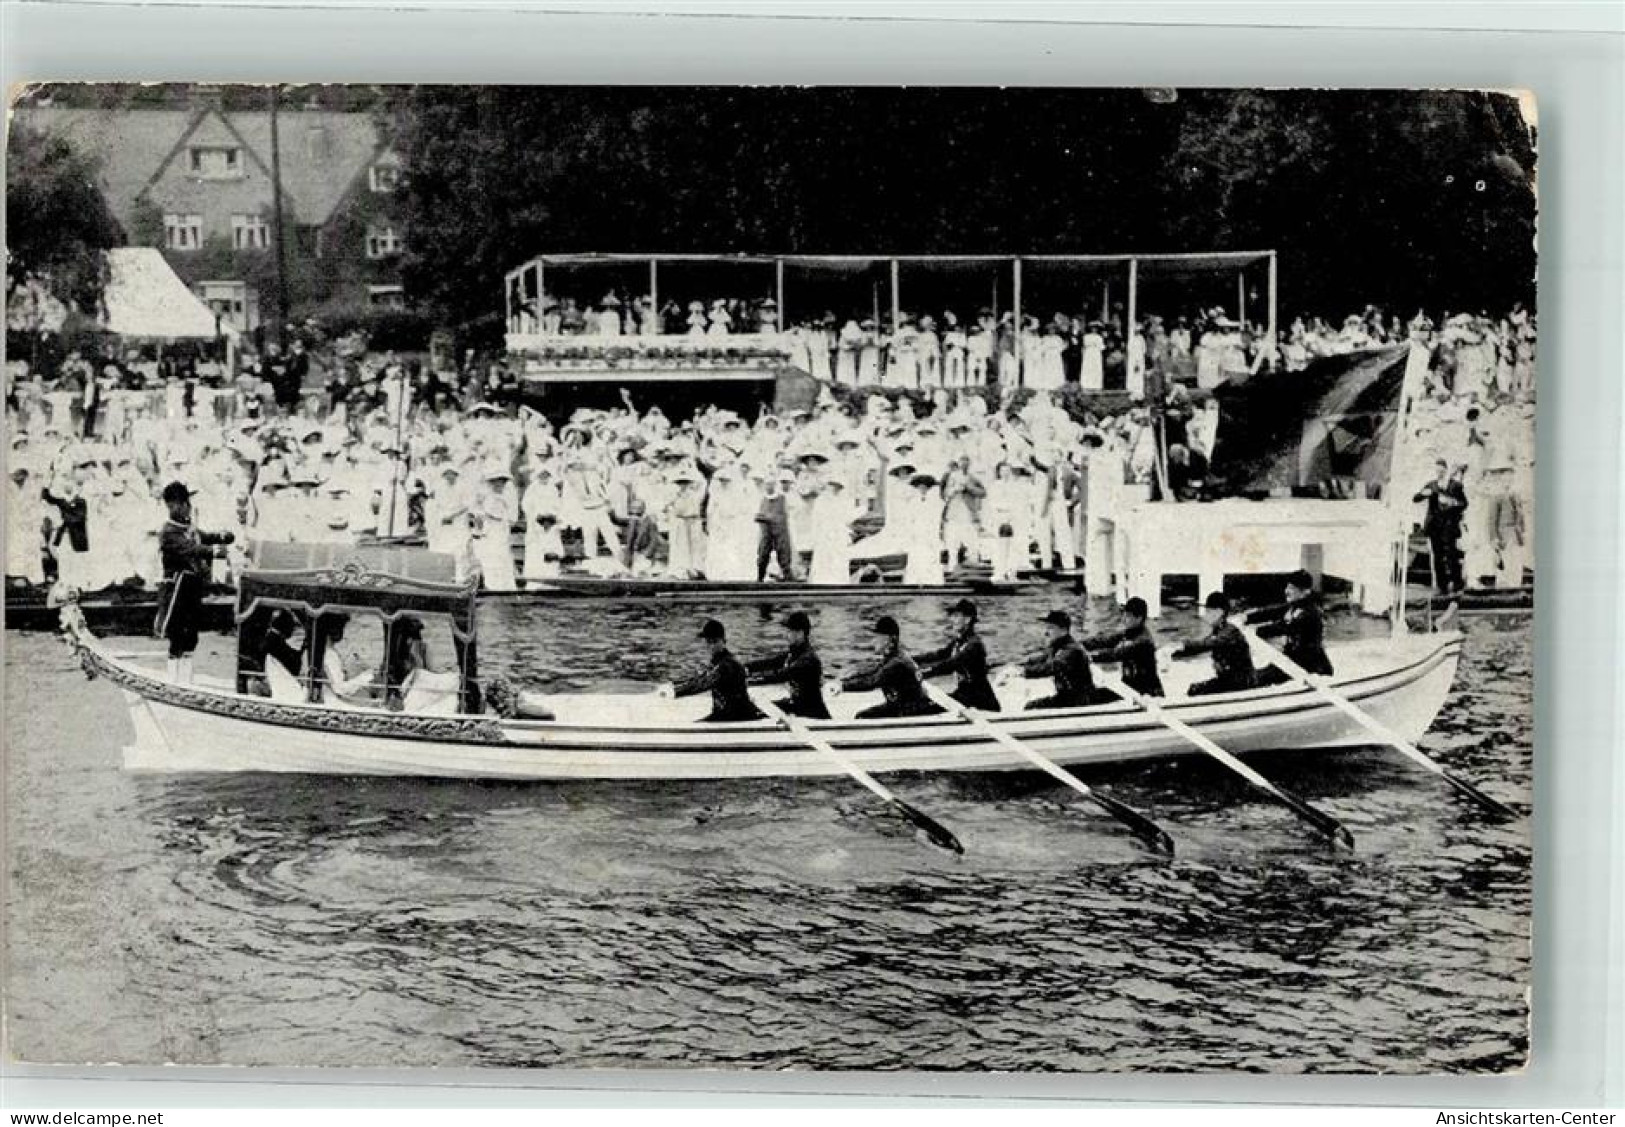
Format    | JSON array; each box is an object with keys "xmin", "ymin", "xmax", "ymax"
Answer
[{"xmin": 100, "ymin": 247, "xmax": 236, "ymax": 340}]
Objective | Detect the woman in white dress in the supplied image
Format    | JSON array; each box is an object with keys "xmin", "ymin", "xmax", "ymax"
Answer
[
  {"xmin": 809, "ymin": 317, "xmax": 835, "ymax": 383},
  {"xmin": 1195, "ymin": 328, "xmax": 1221, "ymax": 388},
  {"xmin": 665, "ymin": 470, "xmax": 707, "ymax": 578},
  {"xmin": 807, "ymin": 477, "xmax": 861, "ymax": 585},
  {"xmin": 915, "ymin": 317, "xmax": 942, "ymax": 388},
  {"xmin": 942, "ymin": 314, "xmax": 968, "ymax": 388},
  {"xmin": 1126, "ymin": 328, "xmax": 1148, "ymax": 399},
  {"xmin": 981, "ymin": 462, "xmax": 1021, "ymax": 583},
  {"xmin": 901, "ymin": 472, "xmax": 946, "ymax": 586},
  {"xmin": 966, "ymin": 324, "xmax": 992, "ymax": 387},
  {"xmin": 470, "ymin": 468, "xmax": 518, "ymax": 592},
  {"xmin": 702, "ymin": 465, "xmax": 758, "ymax": 582},
  {"xmin": 884, "ymin": 322, "xmax": 916, "ymax": 389},
  {"xmin": 5, "ymin": 466, "xmax": 47, "ymax": 586},
  {"xmin": 707, "ymin": 301, "xmax": 733, "ymax": 337},
  {"xmin": 856, "ymin": 320, "xmax": 882, "ymax": 385},
  {"xmin": 836, "ymin": 319, "xmax": 862, "ymax": 385},
  {"xmin": 520, "ymin": 466, "xmax": 563, "ymax": 583},
  {"xmin": 1080, "ymin": 323, "xmax": 1106, "ymax": 391}
]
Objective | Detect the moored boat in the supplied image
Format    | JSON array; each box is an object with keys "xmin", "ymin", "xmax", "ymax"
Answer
[
  {"xmin": 509, "ymin": 574, "xmax": 1030, "ymax": 600},
  {"xmin": 59, "ymin": 543, "xmax": 1463, "ymax": 781},
  {"xmin": 6, "ymin": 587, "xmax": 234, "ymax": 634}
]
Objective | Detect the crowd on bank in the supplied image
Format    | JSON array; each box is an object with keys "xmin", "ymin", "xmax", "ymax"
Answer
[
  {"xmin": 523, "ymin": 290, "xmax": 1539, "ymax": 402},
  {"xmin": 4, "ymin": 303, "xmax": 1535, "ymax": 597}
]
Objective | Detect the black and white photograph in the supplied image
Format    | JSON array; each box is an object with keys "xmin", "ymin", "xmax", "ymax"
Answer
[{"xmin": 4, "ymin": 83, "xmax": 1537, "ymax": 1073}]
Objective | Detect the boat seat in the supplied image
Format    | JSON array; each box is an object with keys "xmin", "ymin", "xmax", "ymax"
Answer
[
  {"xmin": 264, "ymin": 661, "xmax": 305, "ymax": 703},
  {"xmin": 401, "ymin": 668, "xmax": 462, "ymax": 715}
]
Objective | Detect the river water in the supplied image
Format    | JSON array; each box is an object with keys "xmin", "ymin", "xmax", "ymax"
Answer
[{"xmin": 3, "ymin": 594, "xmax": 1531, "ymax": 1072}]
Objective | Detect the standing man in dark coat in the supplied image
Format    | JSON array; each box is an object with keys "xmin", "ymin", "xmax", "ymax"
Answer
[
  {"xmin": 1083, "ymin": 596, "xmax": 1164, "ymax": 697},
  {"xmin": 1248, "ymin": 569, "xmax": 1335, "ymax": 682},
  {"xmin": 1022, "ymin": 609, "xmax": 1114, "ymax": 709},
  {"xmin": 745, "ymin": 610, "xmax": 830, "ymax": 719},
  {"xmin": 156, "ymin": 481, "xmax": 235, "ymax": 684},
  {"xmin": 664, "ymin": 618, "xmax": 766, "ymax": 722},
  {"xmin": 264, "ymin": 343, "xmax": 296, "ymax": 415},
  {"xmin": 284, "ymin": 338, "xmax": 311, "ymax": 404},
  {"xmin": 1415, "ymin": 458, "xmax": 1468, "ymax": 594},
  {"xmin": 1173, "ymin": 591, "xmax": 1257, "ymax": 697},
  {"xmin": 840, "ymin": 616, "xmax": 943, "ymax": 720},
  {"xmin": 916, "ymin": 598, "xmax": 1001, "ymax": 711}
]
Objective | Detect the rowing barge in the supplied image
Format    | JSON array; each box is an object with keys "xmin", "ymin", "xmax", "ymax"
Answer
[{"xmin": 59, "ymin": 542, "xmax": 1462, "ymax": 780}]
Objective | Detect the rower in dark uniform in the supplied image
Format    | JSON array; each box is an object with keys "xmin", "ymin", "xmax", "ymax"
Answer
[
  {"xmin": 1248, "ymin": 569, "xmax": 1335, "ymax": 683},
  {"xmin": 744, "ymin": 610, "xmax": 830, "ymax": 719},
  {"xmin": 664, "ymin": 618, "xmax": 766, "ymax": 722},
  {"xmin": 1172, "ymin": 591, "xmax": 1257, "ymax": 696},
  {"xmin": 1021, "ymin": 609, "xmax": 1116, "ymax": 710},
  {"xmin": 916, "ymin": 598, "xmax": 1001, "ymax": 711},
  {"xmin": 840, "ymin": 615, "xmax": 943, "ymax": 720},
  {"xmin": 156, "ymin": 480, "xmax": 235, "ymax": 684},
  {"xmin": 1082, "ymin": 596, "xmax": 1165, "ymax": 697}
]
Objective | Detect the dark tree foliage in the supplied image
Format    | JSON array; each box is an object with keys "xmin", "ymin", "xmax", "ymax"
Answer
[
  {"xmin": 6, "ymin": 123, "xmax": 125, "ymax": 315},
  {"xmin": 392, "ymin": 88, "xmax": 1536, "ymax": 341}
]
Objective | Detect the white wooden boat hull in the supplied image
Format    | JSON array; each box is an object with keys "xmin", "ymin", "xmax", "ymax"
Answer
[{"xmin": 88, "ymin": 632, "xmax": 1463, "ymax": 780}]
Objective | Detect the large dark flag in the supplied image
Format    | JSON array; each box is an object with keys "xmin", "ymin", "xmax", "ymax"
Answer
[{"xmin": 1208, "ymin": 344, "xmax": 1413, "ymax": 500}]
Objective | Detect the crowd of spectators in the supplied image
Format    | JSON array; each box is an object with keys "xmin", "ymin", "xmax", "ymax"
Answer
[{"xmin": 4, "ymin": 301, "xmax": 1536, "ymax": 598}]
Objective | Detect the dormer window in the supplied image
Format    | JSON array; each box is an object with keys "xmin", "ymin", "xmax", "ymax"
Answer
[
  {"xmin": 188, "ymin": 145, "xmax": 242, "ymax": 180},
  {"xmin": 369, "ymin": 163, "xmax": 399, "ymax": 193}
]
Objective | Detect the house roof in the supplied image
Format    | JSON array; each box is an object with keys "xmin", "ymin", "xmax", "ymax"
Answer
[{"xmin": 12, "ymin": 106, "xmax": 387, "ymax": 229}]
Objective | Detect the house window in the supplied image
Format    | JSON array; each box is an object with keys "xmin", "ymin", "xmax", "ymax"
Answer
[
  {"xmin": 231, "ymin": 214, "xmax": 270, "ymax": 251},
  {"xmin": 369, "ymin": 163, "xmax": 399, "ymax": 193},
  {"xmin": 188, "ymin": 146, "xmax": 242, "ymax": 180},
  {"xmin": 368, "ymin": 285, "xmax": 406, "ymax": 310},
  {"xmin": 366, "ymin": 224, "xmax": 403, "ymax": 259},
  {"xmin": 197, "ymin": 281, "xmax": 251, "ymax": 331},
  {"xmin": 163, "ymin": 213, "xmax": 203, "ymax": 251}
]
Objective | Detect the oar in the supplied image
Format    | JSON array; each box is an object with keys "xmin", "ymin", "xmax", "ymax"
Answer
[
  {"xmin": 756, "ymin": 698, "xmax": 964, "ymax": 855},
  {"xmin": 1238, "ymin": 624, "xmax": 1517, "ymax": 820},
  {"xmin": 921, "ymin": 682, "xmax": 1174, "ymax": 855},
  {"xmin": 1095, "ymin": 669, "xmax": 1356, "ymax": 851}
]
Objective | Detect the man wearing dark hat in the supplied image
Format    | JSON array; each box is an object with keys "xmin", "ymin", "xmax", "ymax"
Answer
[
  {"xmin": 744, "ymin": 610, "xmax": 830, "ymax": 719},
  {"xmin": 1414, "ymin": 458, "xmax": 1468, "ymax": 594},
  {"xmin": 156, "ymin": 480, "xmax": 235, "ymax": 684},
  {"xmin": 916, "ymin": 598, "xmax": 1001, "ymax": 711},
  {"xmin": 1247, "ymin": 570, "xmax": 1334, "ymax": 681},
  {"xmin": 667, "ymin": 619, "xmax": 766, "ymax": 723},
  {"xmin": 1083, "ymin": 596, "xmax": 1164, "ymax": 697},
  {"xmin": 1021, "ymin": 609, "xmax": 1112, "ymax": 710},
  {"xmin": 1172, "ymin": 592, "xmax": 1257, "ymax": 696},
  {"xmin": 841, "ymin": 616, "xmax": 942, "ymax": 720}
]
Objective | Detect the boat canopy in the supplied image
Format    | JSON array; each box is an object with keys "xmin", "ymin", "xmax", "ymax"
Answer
[
  {"xmin": 237, "ymin": 542, "xmax": 479, "ymax": 639},
  {"xmin": 236, "ymin": 542, "xmax": 483, "ymax": 711}
]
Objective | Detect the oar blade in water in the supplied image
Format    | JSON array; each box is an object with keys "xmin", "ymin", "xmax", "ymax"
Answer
[
  {"xmin": 1274, "ymin": 787, "xmax": 1356, "ymax": 851},
  {"xmin": 890, "ymin": 799, "xmax": 965, "ymax": 855},
  {"xmin": 1088, "ymin": 792, "xmax": 1176, "ymax": 855},
  {"xmin": 1443, "ymin": 773, "xmax": 1520, "ymax": 821}
]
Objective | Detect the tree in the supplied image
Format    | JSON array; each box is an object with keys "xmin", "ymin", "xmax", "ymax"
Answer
[
  {"xmin": 391, "ymin": 88, "xmax": 1537, "ymax": 343},
  {"xmin": 6, "ymin": 123, "xmax": 124, "ymax": 320}
]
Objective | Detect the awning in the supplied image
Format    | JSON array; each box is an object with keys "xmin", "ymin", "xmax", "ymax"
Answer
[{"xmin": 100, "ymin": 247, "xmax": 237, "ymax": 340}]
